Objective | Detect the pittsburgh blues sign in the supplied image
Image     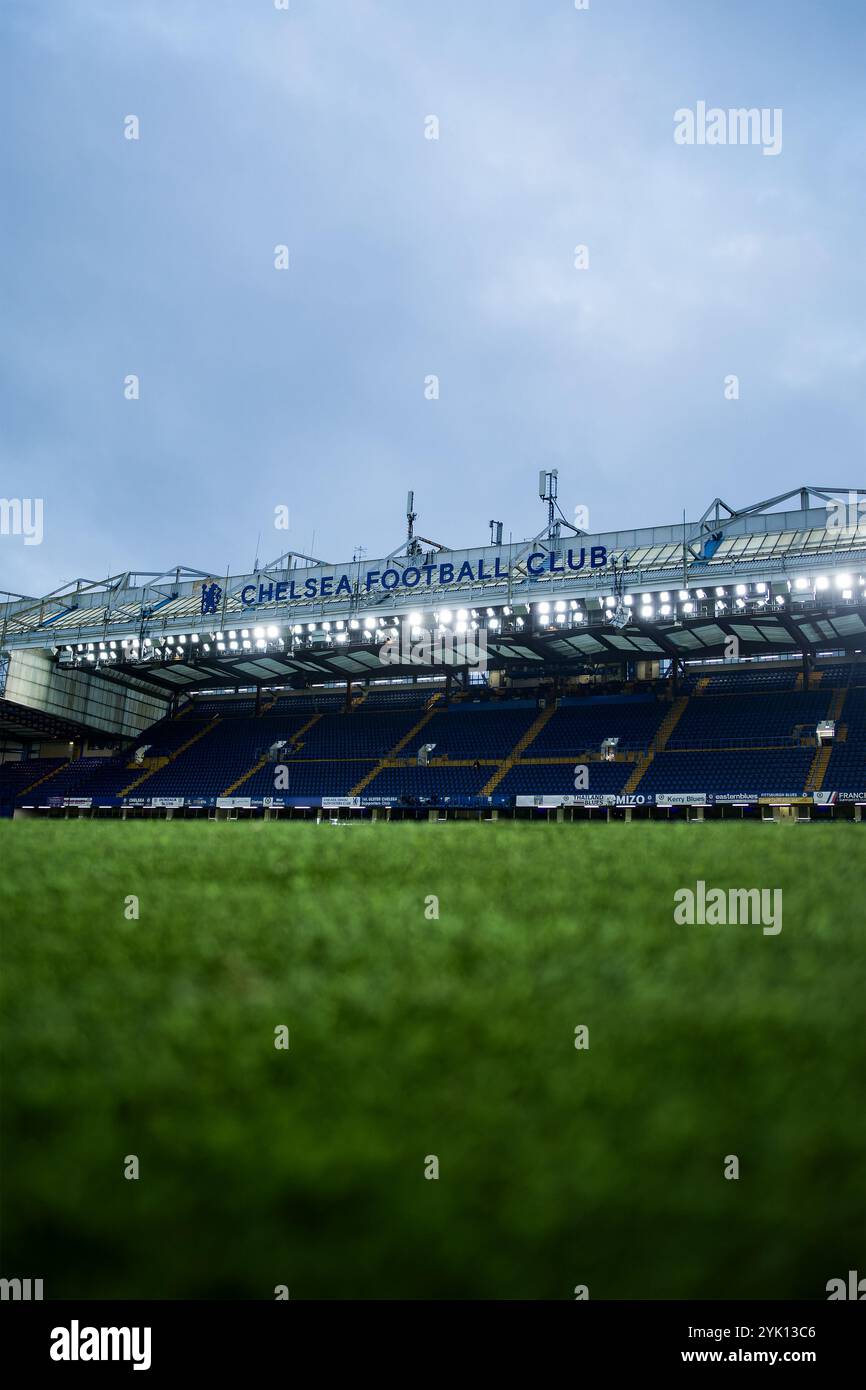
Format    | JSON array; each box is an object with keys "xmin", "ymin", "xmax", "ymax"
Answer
[{"xmin": 238, "ymin": 546, "xmax": 608, "ymax": 608}]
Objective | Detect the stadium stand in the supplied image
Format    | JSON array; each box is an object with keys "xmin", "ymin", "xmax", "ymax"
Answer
[{"xmin": 6, "ymin": 661, "xmax": 865, "ymax": 814}]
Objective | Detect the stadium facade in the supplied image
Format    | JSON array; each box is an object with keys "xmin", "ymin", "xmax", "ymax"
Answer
[{"xmin": 2, "ymin": 483, "xmax": 865, "ymax": 821}]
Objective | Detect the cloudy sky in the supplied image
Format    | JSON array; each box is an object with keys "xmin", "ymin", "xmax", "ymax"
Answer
[{"xmin": 2, "ymin": 0, "xmax": 864, "ymax": 598}]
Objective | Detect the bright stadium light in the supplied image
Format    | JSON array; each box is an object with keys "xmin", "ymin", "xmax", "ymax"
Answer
[
  {"xmin": 349, "ymin": 619, "xmax": 359, "ymax": 630},
  {"xmin": 836, "ymin": 573, "xmax": 852, "ymax": 588},
  {"xmin": 624, "ymin": 595, "xmax": 634, "ymax": 606},
  {"xmin": 695, "ymin": 589, "xmax": 707, "ymax": 600},
  {"xmin": 488, "ymin": 617, "xmax": 500, "ymax": 629},
  {"xmin": 816, "ymin": 576, "xmax": 830, "ymax": 591},
  {"xmin": 229, "ymin": 630, "xmax": 237, "ymax": 639},
  {"xmin": 307, "ymin": 623, "xmax": 316, "ymax": 632},
  {"xmin": 456, "ymin": 621, "xmax": 468, "ymax": 634},
  {"xmin": 641, "ymin": 593, "xmax": 651, "ymax": 603},
  {"xmin": 322, "ymin": 622, "xmax": 331, "ymax": 632},
  {"xmin": 409, "ymin": 612, "xmax": 422, "ymax": 625},
  {"xmin": 253, "ymin": 626, "xmax": 264, "ymax": 638},
  {"xmin": 440, "ymin": 609, "xmax": 452, "ymax": 623},
  {"xmin": 736, "ymin": 584, "xmax": 747, "ymax": 596},
  {"xmin": 775, "ymin": 595, "xmax": 786, "ymax": 606},
  {"xmin": 660, "ymin": 604, "xmax": 671, "ymax": 616},
  {"xmin": 683, "ymin": 601, "xmax": 694, "ymax": 614},
  {"xmin": 659, "ymin": 591, "xmax": 670, "ymax": 602},
  {"xmin": 537, "ymin": 602, "xmax": 550, "ymax": 614},
  {"xmin": 843, "ymin": 589, "xmax": 853, "ymax": 599},
  {"xmin": 755, "ymin": 583, "xmax": 767, "ymax": 594},
  {"xmin": 794, "ymin": 577, "xmax": 810, "ymax": 590},
  {"xmin": 555, "ymin": 600, "xmax": 566, "ymax": 612},
  {"xmin": 678, "ymin": 590, "xmax": 689, "ymax": 601},
  {"xmin": 457, "ymin": 609, "xmax": 469, "ymax": 621},
  {"xmin": 256, "ymin": 639, "xmax": 267, "ymax": 650},
  {"xmin": 217, "ymin": 642, "xmax": 226, "ymax": 651},
  {"xmin": 230, "ymin": 640, "xmax": 239, "ymax": 650},
  {"xmin": 641, "ymin": 605, "xmax": 653, "ymax": 619},
  {"xmin": 715, "ymin": 587, "xmax": 726, "ymax": 597}
]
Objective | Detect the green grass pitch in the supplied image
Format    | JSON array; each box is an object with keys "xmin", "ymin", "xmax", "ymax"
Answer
[{"xmin": 0, "ymin": 821, "xmax": 863, "ymax": 1300}]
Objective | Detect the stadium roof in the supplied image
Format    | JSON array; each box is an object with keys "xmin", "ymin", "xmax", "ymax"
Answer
[{"xmin": 2, "ymin": 485, "xmax": 865, "ymax": 689}]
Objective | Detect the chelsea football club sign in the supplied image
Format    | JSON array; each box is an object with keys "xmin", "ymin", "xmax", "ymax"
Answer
[{"xmin": 212, "ymin": 545, "xmax": 609, "ymax": 612}]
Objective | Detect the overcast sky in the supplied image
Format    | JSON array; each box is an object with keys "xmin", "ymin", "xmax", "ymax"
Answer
[{"xmin": 2, "ymin": 0, "xmax": 864, "ymax": 598}]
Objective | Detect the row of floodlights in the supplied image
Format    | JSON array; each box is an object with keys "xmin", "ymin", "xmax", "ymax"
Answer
[{"xmin": 58, "ymin": 574, "xmax": 864, "ymax": 658}]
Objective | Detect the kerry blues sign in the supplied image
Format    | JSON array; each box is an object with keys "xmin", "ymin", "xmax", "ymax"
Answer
[{"xmin": 221, "ymin": 546, "xmax": 609, "ymax": 612}]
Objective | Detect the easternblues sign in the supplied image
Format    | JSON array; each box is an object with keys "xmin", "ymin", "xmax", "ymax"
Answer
[{"xmin": 228, "ymin": 546, "xmax": 609, "ymax": 611}]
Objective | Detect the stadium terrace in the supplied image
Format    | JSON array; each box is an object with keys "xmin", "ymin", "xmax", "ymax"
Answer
[{"xmin": 1, "ymin": 482, "xmax": 866, "ymax": 823}]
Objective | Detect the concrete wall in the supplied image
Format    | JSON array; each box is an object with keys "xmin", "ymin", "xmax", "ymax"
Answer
[{"xmin": 3, "ymin": 648, "xmax": 168, "ymax": 740}]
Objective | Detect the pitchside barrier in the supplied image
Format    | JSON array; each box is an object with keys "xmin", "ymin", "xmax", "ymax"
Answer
[{"xmin": 13, "ymin": 790, "xmax": 866, "ymax": 812}]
